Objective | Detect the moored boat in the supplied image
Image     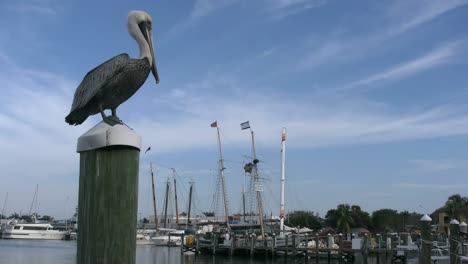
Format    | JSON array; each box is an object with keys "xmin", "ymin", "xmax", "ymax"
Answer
[{"xmin": 2, "ymin": 219, "xmax": 68, "ymax": 240}]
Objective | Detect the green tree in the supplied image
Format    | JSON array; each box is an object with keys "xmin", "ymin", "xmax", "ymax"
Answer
[
  {"xmin": 203, "ymin": 211, "xmax": 215, "ymax": 217},
  {"xmin": 336, "ymin": 204, "xmax": 354, "ymax": 234},
  {"xmin": 287, "ymin": 211, "xmax": 322, "ymax": 231},
  {"xmin": 350, "ymin": 205, "xmax": 372, "ymax": 229},
  {"xmin": 444, "ymin": 194, "xmax": 468, "ymax": 220},
  {"xmin": 372, "ymin": 209, "xmax": 398, "ymax": 232},
  {"xmin": 39, "ymin": 215, "xmax": 54, "ymax": 221},
  {"xmin": 325, "ymin": 208, "xmax": 338, "ymax": 229},
  {"xmin": 8, "ymin": 213, "xmax": 20, "ymax": 219}
]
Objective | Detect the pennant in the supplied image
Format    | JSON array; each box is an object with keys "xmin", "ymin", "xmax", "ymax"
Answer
[
  {"xmin": 240, "ymin": 121, "xmax": 250, "ymax": 130},
  {"xmin": 145, "ymin": 146, "xmax": 151, "ymax": 154},
  {"xmin": 210, "ymin": 121, "xmax": 217, "ymax": 128}
]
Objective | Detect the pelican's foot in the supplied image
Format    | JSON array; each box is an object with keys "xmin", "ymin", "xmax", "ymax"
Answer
[{"xmin": 103, "ymin": 115, "xmax": 123, "ymax": 126}]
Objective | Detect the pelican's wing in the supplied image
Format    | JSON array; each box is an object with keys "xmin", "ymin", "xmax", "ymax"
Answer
[{"xmin": 69, "ymin": 53, "xmax": 129, "ymax": 111}]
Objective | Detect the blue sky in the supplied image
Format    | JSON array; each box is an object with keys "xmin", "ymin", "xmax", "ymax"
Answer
[{"xmin": 0, "ymin": 0, "xmax": 468, "ymax": 220}]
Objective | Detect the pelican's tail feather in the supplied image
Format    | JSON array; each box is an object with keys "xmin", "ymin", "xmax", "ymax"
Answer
[{"xmin": 65, "ymin": 109, "xmax": 89, "ymax": 126}]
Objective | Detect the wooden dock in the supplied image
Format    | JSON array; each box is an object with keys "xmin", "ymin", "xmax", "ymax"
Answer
[{"xmin": 189, "ymin": 233, "xmax": 412, "ymax": 262}]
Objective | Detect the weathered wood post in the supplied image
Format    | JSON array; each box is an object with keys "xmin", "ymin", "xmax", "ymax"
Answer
[
  {"xmin": 77, "ymin": 122, "xmax": 141, "ymax": 264},
  {"xmin": 419, "ymin": 214, "xmax": 432, "ymax": 264},
  {"xmin": 250, "ymin": 234, "xmax": 255, "ymax": 257},
  {"xmin": 460, "ymin": 222, "xmax": 467, "ymax": 256},
  {"xmin": 213, "ymin": 233, "xmax": 218, "ymax": 255},
  {"xmin": 339, "ymin": 233, "xmax": 343, "ymax": 260},
  {"xmin": 315, "ymin": 235, "xmax": 319, "ymax": 259},
  {"xmin": 230, "ymin": 233, "xmax": 235, "ymax": 256},
  {"xmin": 292, "ymin": 234, "xmax": 297, "ymax": 256},
  {"xmin": 271, "ymin": 233, "xmax": 276, "ymax": 257},
  {"xmin": 362, "ymin": 234, "xmax": 368, "ymax": 264},
  {"xmin": 450, "ymin": 219, "xmax": 460, "ymax": 264}
]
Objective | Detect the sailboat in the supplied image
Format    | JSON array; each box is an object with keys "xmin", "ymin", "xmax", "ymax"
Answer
[{"xmin": 150, "ymin": 167, "xmax": 196, "ymax": 246}]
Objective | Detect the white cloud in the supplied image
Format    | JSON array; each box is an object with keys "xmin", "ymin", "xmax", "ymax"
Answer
[
  {"xmin": 7, "ymin": 5, "xmax": 57, "ymax": 15},
  {"xmin": 394, "ymin": 183, "xmax": 468, "ymax": 190},
  {"xmin": 129, "ymin": 77, "xmax": 468, "ymax": 154},
  {"xmin": 408, "ymin": 159, "xmax": 468, "ymax": 172},
  {"xmin": 341, "ymin": 39, "xmax": 466, "ymax": 91},
  {"xmin": 167, "ymin": 0, "xmax": 238, "ymax": 38},
  {"xmin": 191, "ymin": 0, "xmax": 238, "ymax": 19},
  {"xmin": 299, "ymin": 0, "xmax": 468, "ymax": 69},
  {"xmin": 386, "ymin": 0, "xmax": 468, "ymax": 36},
  {"xmin": 265, "ymin": 0, "xmax": 326, "ymax": 19}
]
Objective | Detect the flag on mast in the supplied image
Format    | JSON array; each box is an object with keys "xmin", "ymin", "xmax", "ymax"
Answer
[
  {"xmin": 240, "ymin": 121, "xmax": 250, "ymax": 130},
  {"xmin": 210, "ymin": 121, "xmax": 217, "ymax": 128}
]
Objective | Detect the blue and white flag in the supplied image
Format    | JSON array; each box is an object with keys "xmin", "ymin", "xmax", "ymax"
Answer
[{"xmin": 240, "ymin": 121, "xmax": 250, "ymax": 130}]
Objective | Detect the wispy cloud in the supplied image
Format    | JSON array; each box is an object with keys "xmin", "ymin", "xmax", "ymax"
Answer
[
  {"xmin": 341, "ymin": 39, "xmax": 466, "ymax": 91},
  {"xmin": 128, "ymin": 77, "xmax": 468, "ymax": 153},
  {"xmin": 265, "ymin": 0, "xmax": 326, "ymax": 20},
  {"xmin": 394, "ymin": 183, "xmax": 468, "ymax": 190},
  {"xmin": 7, "ymin": 5, "xmax": 57, "ymax": 15},
  {"xmin": 408, "ymin": 159, "xmax": 468, "ymax": 172},
  {"xmin": 167, "ymin": 0, "xmax": 238, "ymax": 38},
  {"xmin": 386, "ymin": 0, "xmax": 468, "ymax": 36},
  {"xmin": 0, "ymin": 52, "xmax": 86, "ymax": 217},
  {"xmin": 191, "ymin": 0, "xmax": 238, "ymax": 19},
  {"xmin": 299, "ymin": 1, "xmax": 468, "ymax": 69}
]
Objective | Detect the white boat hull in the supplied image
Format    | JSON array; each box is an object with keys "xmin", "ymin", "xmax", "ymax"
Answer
[
  {"xmin": 2, "ymin": 221, "xmax": 68, "ymax": 240},
  {"xmin": 2, "ymin": 231, "xmax": 67, "ymax": 240},
  {"xmin": 151, "ymin": 235, "xmax": 182, "ymax": 246}
]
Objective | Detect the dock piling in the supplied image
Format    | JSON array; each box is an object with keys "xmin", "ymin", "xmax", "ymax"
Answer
[
  {"xmin": 76, "ymin": 122, "xmax": 141, "ymax": 264},
  {"xmin": 450, "ymin": 219, "xmax": 460, "ymax": 264},
  {"xmin": 420, "ymin": 214, "xmax": 432, "ymax": 264}
]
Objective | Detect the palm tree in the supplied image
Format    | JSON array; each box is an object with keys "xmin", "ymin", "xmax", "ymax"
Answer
[
  {"xmin": 336, "ymin": 204, "xmax": 354, "ymax": 234},
  {"xmin": 445, "ymin": 194, "xmax": 468, "ymax": 220}
]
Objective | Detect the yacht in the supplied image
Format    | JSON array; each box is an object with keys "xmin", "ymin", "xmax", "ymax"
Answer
[{"xmin": 2, "ymin": 219, "xmax": 68, "ymax": 240}]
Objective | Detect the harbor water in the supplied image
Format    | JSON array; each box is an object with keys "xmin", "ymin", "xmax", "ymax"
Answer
[{"xmin": 0, "ymin": 239, "xmax": 423, "ymax": 264}]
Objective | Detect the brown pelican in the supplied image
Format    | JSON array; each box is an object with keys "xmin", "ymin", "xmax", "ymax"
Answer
[{"xmin": 65, "ymin": 10, "xmax": 159, "ymax": 126}]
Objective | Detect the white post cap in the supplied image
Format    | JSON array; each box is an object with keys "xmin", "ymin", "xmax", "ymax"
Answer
[
  {"xmin": 77, "ymin": 121, "xmax": 141, "ymax": 152},
  {"xmin": 460, "ymin": 222, "xmax": 467, "ymax": 227},
  {"xmin": 450, "ymin": 219, "xmax": 460, "ymax": 225},
  {"xmin": 420, "ymin": 214, "xmax": 432, "ymax": 222}
]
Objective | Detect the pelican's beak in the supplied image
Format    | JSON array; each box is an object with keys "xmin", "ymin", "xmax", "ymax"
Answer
[{"xmin": 147, "ymin": 29, "xmax": 159, "ymax": 84}]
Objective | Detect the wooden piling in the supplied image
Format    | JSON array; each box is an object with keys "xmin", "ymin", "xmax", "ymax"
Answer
[
  {"xmin": 362, "ymin": 234, "xmax": 368, "ymax": 264},
  {"xmin": 213, "ymin": 233, "xmax": 218, "ymax": 255},
  {"xmin": 315, "ymin": 235, "xmax": 319, "ymax": 259},
  {"xmin": 450, "ymin": 219, "xmax": 460, "ymax": 264},
  {"xmin": 271, "ymin": 233, "xmax": 276, "ymax": 257},
  {"xmin": 420, "ymin": 214, "xmax": 432, "ymax": 264},
  {"xmin": 250, "ymin": 235, "xmax": 255, "ymax": 257},
  {"xmin": 76, "ymin": 122, "xmax": 141, "ymax": 264},
  {"xmin": 292, "ymin": 234, "xmax": 297, "ymax": 256},
  {"xmin": 230, "ymin": 234, "xmax": 235, "ymax": 256}
]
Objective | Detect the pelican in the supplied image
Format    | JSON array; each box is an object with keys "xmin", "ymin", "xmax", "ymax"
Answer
[{"xmin": 65, "ymin": 10, "xmax": 159, "ymax": 126}]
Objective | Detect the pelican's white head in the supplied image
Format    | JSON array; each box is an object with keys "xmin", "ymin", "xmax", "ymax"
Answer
[{"xmin": 127, "ymin": 10, "xmax": 159, "ymax": 84}]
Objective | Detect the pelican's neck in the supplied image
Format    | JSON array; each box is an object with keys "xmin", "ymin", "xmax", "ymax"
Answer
[{"xmin": 128, "ymin": 20, "xmax": 152, "ymax": 66}]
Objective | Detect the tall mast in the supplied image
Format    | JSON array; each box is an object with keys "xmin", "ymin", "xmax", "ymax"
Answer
[
  {"xmin": 186, "ymin": 180, "xmax": 193, "ymax": 230},
  {"xmin": 212, "ymin": 121, "xmax": 230, "ymax": 231},
  {"xmin": 172, "ymin": 169, "xmax": 179, "ymax": 226},
  {"xmin": 280, "ymin": 128, "xmax": 286, "ymax": 236},
  {"xmin": 1, "ymin": 192, "xmax": 8, "ymax": 218},
  {"xmin": 242, "ymin": 182, "xmax": 246, "ymax": 223},
  {"xmin": 163, "ymin": 178, "xmax": 170, "ymax": 228},
  {"xmin": 29, "ymin": 184, "xmax": 39, "ymax": 217},
  {"xmin": 251, "ymin": 130, "xmax": 265, "ymax": 239},
  {"xmin": 150, "ymin": 163, "xmax": 159, "ymax": 229}
]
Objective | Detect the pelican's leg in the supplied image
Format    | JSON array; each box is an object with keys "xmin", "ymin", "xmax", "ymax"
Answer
[
  {"xmin": 108, "ymin": 108, "xmax": 123, "ymax": 124},
  {"xmin": 99, "ymin": 105, "xmax": 121, "ymax": 126}
]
